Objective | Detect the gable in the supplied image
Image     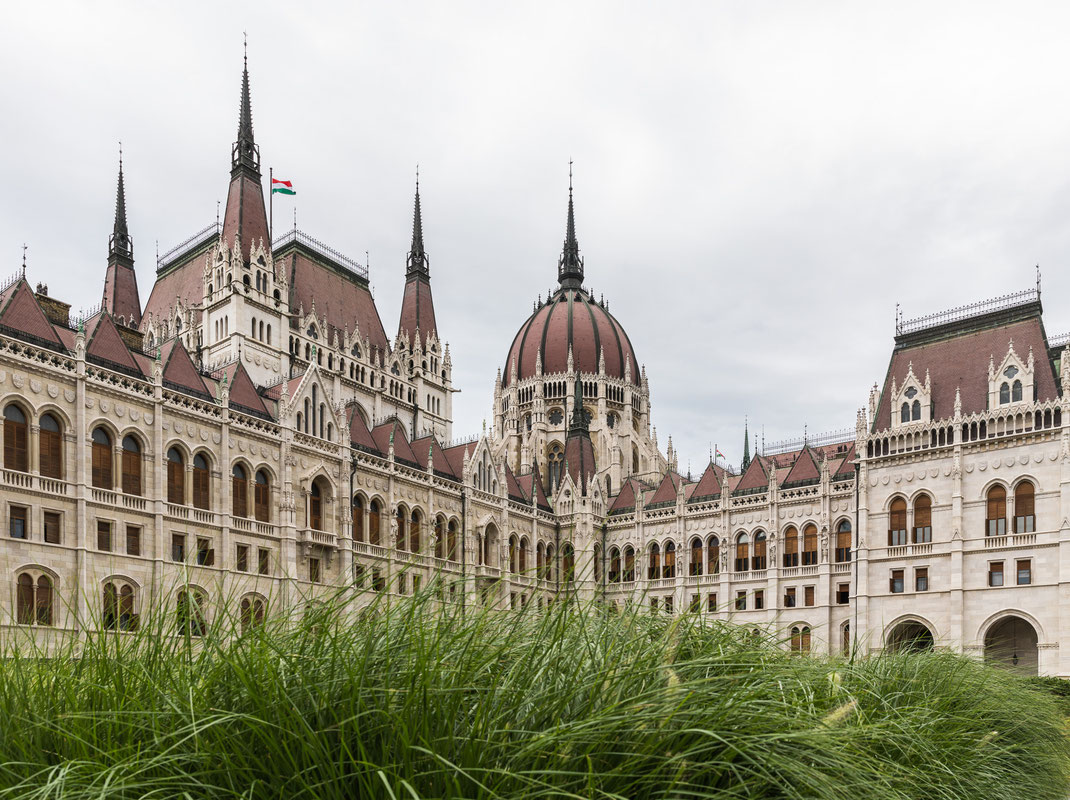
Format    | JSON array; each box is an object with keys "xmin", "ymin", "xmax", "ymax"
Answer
[
  {"xmin": 86, "ymin": 313, "xmax": 143, "ymax": 377},
  {"xmin": 0, "ymin": 280, "xmax": 65, "ymax": 350},
  {"xmin": 688, "ymin": 462, "xmax": 723, "ymax": 503},
  {"xmin": 162, "ymin": 340, "xmax": 212, "ymax": 399},
  {"xmin": 781, "ymin": 447, "xmax": 820, "ymax": 487},
  {"xmin": 226, "ymin": 362, "xmax": 271, "ymax": 418},
  {"xmin": 733, "ymin": 456, "xmax": 769, "ymax": 494}
]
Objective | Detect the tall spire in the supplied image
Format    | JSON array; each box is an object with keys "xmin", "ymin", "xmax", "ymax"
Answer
[
  {"xmin": 557, "ymin": 162, "xmax": 584, "ymax": 290},
  {"xmin": 232, "ymin": 42, "xmax": 260, "ymax": 175},
  {"xmin": 568, "ymin": 377, "xmax": 588, "ymax": 436},
  {"xmin": 102, "ymin": 149, "xmax": 142, "ymax": 327},
  {"xmin": 397, "ymin": 172, "xmax": 438, "ymax": 347},
  {"xmin": 109, "ymin": 146, "xmax": 131, "ymax": 260},
  {"xmin": 406, "ymin": 169, "xmax": 429, "ymax": 277},
  {"xmin": 741, "ymin": 418, "xmax": 751, "ymax": 472}
]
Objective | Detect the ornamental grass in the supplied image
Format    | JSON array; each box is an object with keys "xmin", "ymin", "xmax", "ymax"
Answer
[{"xmin": 0, "ymin": 584, "xmax": 1065, "ymax": 799}]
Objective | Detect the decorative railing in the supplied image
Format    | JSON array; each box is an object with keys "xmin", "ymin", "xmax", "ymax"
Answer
[
  {"xmin": 896, "ymin": 287, "xmax": 1039, "ymax": 336},
  {"xmin": 765, "ymin": 428, "xmax": 854, "ymax": 455},
  {"xmin": 272, "ymin": 229, "xmax": 368, "ymax": 280},
  {"xmin": 158, "ymin": 222, "xmax": 220, "ymax": 269}
]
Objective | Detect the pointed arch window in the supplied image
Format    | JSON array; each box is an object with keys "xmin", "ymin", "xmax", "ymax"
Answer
[
  {"xmin": 900, "ymin": 403, "xmax": 910, "ymax": 423},
  {"xmin": 689, "ymin": 537, "xmax": 703, "ymax": 576},
  {"xmin": 707, "ymin": 536, "xmax": 720, "ymax": 574},
  {"xmin": 752, "ymin": 531, "xmax": 767, "ymax": 571},
  {"xmin": 802, "ymin": 524, "xmax": 818, "ymax": 566},
  {"xmin": 889, "ymin": 498, "xmax": 908, "ymax": 546},
  {"xmin": 232, "ymin": 464, "xmax": 248, "ymax": 518},
  {"xmin": 121, "ymin": 435, "xmax": 141, "ymax": 495},
  {"xmin": 369, "ymin": 500, "xmax": 382, "ymax": 546},
  {"xmin": 103, "ymin": 581, "xmax": 136, "ymax": 631},
  {"xmin": 240, "ymin": 596, "xmax": 266, "ymax": 632},
  {"xmin": 395, "ymin": 507, "xmax": 406, "ymax": 550},
  {"xmin": 192, "ymin": 454, "xmax": 210, "ymax": 510},
  {"xmin": 1012, "ymin": 380, "xmax": 1023, "ymax": 402},
  {"xmin": 176, "ymin": 589, "xmax": 207, "ymax": 637},
  {"xmin": 409, "ymin": 510, "xmax": 421, "ymax": 553},
  {"xmin": 911, "ymin": 400, "xmax": 921, "ymax": 420},
  {"xmin": 434, "ymin": 516, "xmax": 444, "ymax": 558},
  {"xmin": 254, "ymin": 470, "xmax": 270, "ymax": 522},
  {"xmin": 548, "ymin": 445, "xmax": 564, "ymax": 492},
  {"xmin": 663, "ymin": 541, "xmax": 676, "ymax": 579},
  {"xmin": 647, "ymin": 542, "xmax": 660, "ymax": 580},
  {"xmin": 562, "ymin": 543, "xmax": 575, "ymax": 583},
  {"xmin": 17, "ymin": 573, "xmax": 53, "ymax": 626},
  {"xmin": 913, "ymin": 495, "xmax": 932, "ymax": 543},
  {"xmin": 609, "ymin": 547, "xmax": 621, "ymax": 583},
  {"xmin": 835, "ymin": 520, "xmax": 852, "ymax": 562},
  {"xmin": 39, "ymin": 413, "xmax": 62, "ymax": 479},
  {"xmin": 91, "ymin": 427, "xmax": 112, "ymax": 489},
  {"xmin": 986, "ymin": 485, "xmax": 1007, "ymax": 537},
  {"xmin": 447, "ymin": 519, "xmax": 458, "ymax": 561},
  {"xmin": 734, "ymin": 533, "xmax": 749, "ymax": 573},
  {"xmin": 783, "ymin": 525, "xmax": 799, "ymax": 567},
  {"xmin": 623, "ymin": 545, "xmax": 636, "ymax": 582},
  {"xmin": 1014, "ymin": 481, "xmax": 1035, "ymax": 533},
  {"xmin": 310, "ymin": 482, "xmax": 324, "ymax": 531},
  {"xmin": 167, "ymin": 447, "xmax": 185, "ymax": 504},
  {"xmin": 352, "ymin": 495, "xmax": 365, "ymax": 542},
  {"xmin": 999, "ymin": 382, "xmax": 1010, "ymax": 404}
]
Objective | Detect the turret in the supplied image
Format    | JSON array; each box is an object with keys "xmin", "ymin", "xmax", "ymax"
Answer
[
  {"xmin": 102, "ymin": 152, "xmax": 142, "ymax": 328},
  {"xmin": 397, "ymin": 177, "xmax": 438, "ymax": 349}
]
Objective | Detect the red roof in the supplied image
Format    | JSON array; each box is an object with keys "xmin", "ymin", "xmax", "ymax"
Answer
[
  {"xmin": 161, "ymin": 339, "xmax": 211, "ymax": 398},
  {"xmin": 0, "ymin": 279, "xmax": 65, "ymax": 349},
  {"xmin": 608, "ymin": 477, "xmax": 640, "ymax": 513},
  {"xmin": 371, "ymin": 420, "xmax": 418, "ymax": 465},
  {"xmin": 397, "ymin": 276, "xmax": 438, "ymax": 347},
  {"xmin": 649, "ymin": 471, "xmax": 682, "ymax": 505},
  {"xmin": 516, "ymin": 466, "xmax": 552, "ymax": 511},
  {"xmin": 503, "ymin": 463, "xmax": 527, "ymax": 503},
  {"xmin": 348, "ymin": 405, "xmax": 380, "ymax": 454},
  {"xmin": 688, "ymin": 462, "xmax": 724, "ymax": 502},
  {"xmin": 411, "ymin": 435, "xmax": 457, "ymax": 480},
  {"xmin": 734, "ymin": 456, "xmax": 770, "ymax": 493},
  {"xmin": 874, "ymin": 307, "xmax": 1058, "ymax": 431},
  {"xmin": 781, "ymin": 447, "xmax": 820, "ymax": 485},
  {"xmin": 564, "ymin": 433, "xmax": 597, "ymax": 493},
  {"xmin": 280, "ymin": 247, "xmax": 389, "ymax": 357},
  {"xmin": 143, "ymin": 255, "xmax": 204, "ymax": 327},
  {"xmin": 86, "ymin": 313, "xmax": 142, "ymax": 375},
  {"xmin": 212, "ymin": 361, "xmax": 270, "ymax": 418},
  {"xmin": 221, "ymin": 172, "xmax": 270, "ymax": 262},
  {"xmin": 503, "ymin": 287, "xmax": 639, "ymax": 386},
  {"xmin": 102, "ymin": 260, "xmax": 142, "ymax": 328},
  {"xmin": 440, "ymin": 443, "xmax": 471, "ymax": 479}
]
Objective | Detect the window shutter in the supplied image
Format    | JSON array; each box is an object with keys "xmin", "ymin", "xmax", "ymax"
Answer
[
  {"xmin": 233, "ymin": 476, "xmax": 248, "ymax": 518},
  {"xmin": 40, "ymin": 428, "xmax": 61, "ymax": 479},
  {"xmin": 254, "ymin": 482, "xmax": 269, "ymax": 522},
  {"xmin": 193, "ymin": 467, "xmax": 209, "ymax": 510},
  {"xmin": 167, "ymin": 461, "xmax": 184, "ymax": 504},
  {"xmin": 92, "ymin": 442, "xmax": 112, "ymax": 489},
  {"xmin": 122, "ymin": 450, "xmax": 141, "ymax": 495}
]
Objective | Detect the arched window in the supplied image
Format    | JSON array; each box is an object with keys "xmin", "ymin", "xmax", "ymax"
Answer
[
  {"xmin": 192, "ymin": 454, "xmax": 210, "ymax": 510},
  {"xmin": 648, "ymin": 543, "xmax": 660, "ymax": 580},
  {"xmin": 395, "ymin": 507, "xmax": 407, "ymax": 550},
  {"xmin": 689, "ymin": 538, "xmax": 703, "ymax": 576},
  {"xmin": 232, "ymin": 464, "xmax": 248, "ymax": 518},
  {"xmin": 410, "ymin": 510, "xmax": 421, "ymax": 553},
  {"xmin": 369, "ymin": 501, "xmax": 382, "ymax": 546},
  {"xmin": 509, "ymin": 535, "xmax": 519, "ymax": 574},
  {"xmin": 536, "ymin": 542, "xmax": 546, "ymax": 579},
  {"xmin": 548, "ymin": 445, "xmax": 564, "ymax": 492},
  {"xmin": 735, "ymin": 533, "xmax": 749, "ymax": 573},
  {"xmin": 39, "ymin": 413, "xmax": 61, "ymax": 479},
  {"xmin": 752, "ymin": 531, "xmax": 767, "ymax": 571},
  {"xmin": 17, "ymin": 573, "xmax": 54, "ymax": 626},
  {"xmin": 352, "ymin": 496, "xmax": 365, "ymax": 542},
  {"xmin": 1014, "ymin": 481, "xmax": 1035, "ymax": 533},
  {"xmin": 911, "ymin": 400, "xmax": 921, "ymax": 420},
  {"xmin": 623, "ymin": 545, "xmax": 636, "ymax": 582},
  {"xmin": 167, "ymin": 447, "xmax": 185, "ymax": 504},
  {"xmin": 900, "ymin": 403, "xmax": 910, "ymax": 423},
  {"xmin": 707, "ymin": 536, "xmax": 720, "ymax": 574},
  {"xmin": 103, "ymin": 582, "xmax": 136, "ymax": 631},
  {"xmin": 802, "ymin": 524, "xmax": 818, "ymax": 565},
  {"xmin": 783, "ymin": 525, "xmax": 799, "ymax": 567},
  {"xmin": 1012, "ymin": 380, "xmax": 1023, "ymax": 402},
  {"xmin": 176, "ymin": 589, "xmax": 206, "ymax": 637},
  {"xmin": 121, "ymin": 435, "xmax": 141, "ymax": 495},
  {"xmin": 663, "ymin": 541, "xmax": 676, "ymax": 579},
  {"xmin": 310, "ymin": 482, "xmax": 323, "ymax": 531},
  {"xmin": 986, "ymin": 485, "xmax": 1007, "ymax": 536},
  {"xmin": 999, "ymin": 382, "xmax": 1010, "ymax": 404},
  {"xmin": 562, "ymin": 543, "xmax": 575, "ymax": 583},
  {"xmin": 913, "ymin": 495, "xmax": 932, "ymax": 543},
  {"xmin": 835, "ymin": 520, "xmax": 852, "ymax": 562},
  {"xmin": 609, "ymin": 547, "xmax": 621, "ymax": 583},
  {"xmin": 889, "ymin": 498, "xmax": 907, "ymax": 546},
  {"xmin": 3, "ymin": 405, "xmax": 28, "ymax": 473},
  {"xmin": 91, "ymin": 427, "xmax": 112, "ymax": 489},
  {"xmin": 240, "ymin": 596, "xmax": 266, "ymax": 633},
  {"xmin": 254, "ymin": 470, "xmax": 270, "ymax": 522}
]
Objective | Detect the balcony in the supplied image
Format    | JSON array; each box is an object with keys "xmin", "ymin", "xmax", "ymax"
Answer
[
  {"xmin": 299, "ymin": 528, "xmax": 337, "ymax": 548},
  {"xmin": 887, "ymin": 543, "xmax": 933, "ymax": 558},
  {"xmin": 983, "ymin": 533, "xmax": 1037, "ymax": 550}
]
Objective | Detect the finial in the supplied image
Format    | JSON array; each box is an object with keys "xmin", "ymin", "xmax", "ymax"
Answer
[
  {"xmin": 568, "ymin": 159, "xmax": 573, "ymax": 192},
  {"xmin": 21, "ymin": 243, "xmax": 27, "ymax": 274},
  {"xmin": 118, "ymin": 140, "xmax": 123, "ymax": 171},
  {"xmin": 243, "ymin": 31, "xmax": 247, "ymax": 65},
  {"xmin": 216, "ymin": 201, "xmax": 220, "ymax": 228},
  {"xmin": 293, "ymin": 207, "xmax": 297, "ymax": 232}
]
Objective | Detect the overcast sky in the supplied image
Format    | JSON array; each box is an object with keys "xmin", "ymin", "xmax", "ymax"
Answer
[{"xmin": 3, "ymin": 1, "xmax": 1070, "ymax": 474}]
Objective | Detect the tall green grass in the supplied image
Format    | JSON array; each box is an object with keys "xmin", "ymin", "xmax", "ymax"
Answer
[{"xmin": 0, "ymin": 585, "xmax": 1066, "ymax": 799}]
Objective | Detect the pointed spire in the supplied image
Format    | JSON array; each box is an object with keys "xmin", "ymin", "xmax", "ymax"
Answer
[
  {"xmin": 741, "ymin": 418, "xmax": 751, "ymax": 472},
  {"xmin": 110, "ymin": 145, "xmax": 131, "ymax": 260},
  {"xmin": 557, "ymin": 162, "xmax": 584, "ymax": 289},
  {"xmin": 233, "ymin": 43, "xmax": 259, "ymax": 173},
  {"xmin": 568, "ymin": 376, "xmax": 588, "ymax": 436},
  {"xmin": 406, "ymin": 168, "xmax": 428, "ymax": 277}
]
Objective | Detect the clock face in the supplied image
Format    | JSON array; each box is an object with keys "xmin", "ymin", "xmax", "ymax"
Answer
[
  {"xmin": 549, "ymin": 409, "xmax": 563, "ymax": 426},
  {"xmin": 1004, "ymin": 365, "xmax": 1019, "ymax": 379}
]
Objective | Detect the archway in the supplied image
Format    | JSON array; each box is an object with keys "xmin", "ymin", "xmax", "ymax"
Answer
[
  {"xmin": 984, "ymin": 616, "xmax": 1039, "ymax": 675},
  {"xmin": 886, "ymin": 620, "xmax": 934, "ymax": 653}
]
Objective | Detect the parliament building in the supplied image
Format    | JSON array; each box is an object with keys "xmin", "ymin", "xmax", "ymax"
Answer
[{"xmin": 3, "ymin": 59, "xmax": 1067, "ymax": 676}]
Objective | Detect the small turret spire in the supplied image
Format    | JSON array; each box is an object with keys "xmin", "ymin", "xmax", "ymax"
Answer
[
  {"xmin": 557, "ymin": 162, "xmax": 584, "ymax": 289},
  {"xmin": 406, "ymin": 168, "xmax": 428, "ymax": 277},
  {"xmin": 568, "ymin": 376, "xmax": 588, "ymax": 436},
  {"xmin": 102, "ymin": 148, "xmax": 142, "ymax": 327},
  {"xmin": 741, "ymin": 417, "xmax": 751, "ymax": 472},
  {"xmin": 109, "ymin": 144, "xmax": 131, "ymax": 260},
  {"xmin": 233, "ymin": 42, "xmax": 259, "ymax": 174}
]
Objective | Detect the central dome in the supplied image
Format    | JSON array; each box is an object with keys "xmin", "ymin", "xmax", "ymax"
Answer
[{"xmin": 503, "ymin": 287, "xmax": 639, "ymax": 386}]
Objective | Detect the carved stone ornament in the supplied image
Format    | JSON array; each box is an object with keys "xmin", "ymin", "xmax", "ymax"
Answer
[
  {"xmin": 46, "ymin": 383, "xmax": 58, "ymax": 398},
  {"xmin": 100, "ymin": 399, "xmax": 109, "ymax": 413},
  {"xmin": 115, "ymin": 405, "xmax": 125, "ymax": 418},
  {"xmin": 12, "ymin": 374, "xmax": 24, "ymax": 389},
  {"xmin": 130, "ymin": 410, "xmax": 139, "ymax": 422},
  {"xmin": 145, "ymin": 414, "xmax": 153, "ymax": 425},
  {"xmin": 64, "ymin": 389, "xmax": 75, "ymax": 403},
  {"xmin": 29, "ymin": 379, "xmax": 41, "ymax": 394}
]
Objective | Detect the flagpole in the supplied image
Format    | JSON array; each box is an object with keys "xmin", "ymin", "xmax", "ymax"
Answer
[{"xmin": 269, "ymin": 166, "xmax": 273, "ymax": 244}]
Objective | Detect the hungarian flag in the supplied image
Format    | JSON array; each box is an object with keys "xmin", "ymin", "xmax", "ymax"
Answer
[
  {"xmin": 271, "ymin": 178, "xmax": 295, "ymax": 196},
  {"xmin": 715, "ymin": 448, "xmax": 725, "ymax": 459}
]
